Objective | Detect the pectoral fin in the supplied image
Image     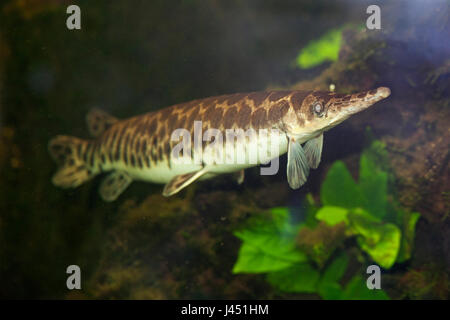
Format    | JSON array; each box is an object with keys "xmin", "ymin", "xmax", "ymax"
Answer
[
  {"xmin": 304, "ymin": 134, "xmax": 323, "ymax": 169},
  {"xmin": 163, "ymin": 168, "xmax": 209, "ymax": 197},
  {"xmin": 287, "ymin": 138, "xmax": 310, "ymax": 189},
  {"xmin": 99, "ymin": 170, "xmax": 132, "ymax": 202}
]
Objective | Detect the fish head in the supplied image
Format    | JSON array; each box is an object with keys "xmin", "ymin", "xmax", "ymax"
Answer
[{"xmin": 288, "ymin": 87, "xmax": 391, "ymax": 139}]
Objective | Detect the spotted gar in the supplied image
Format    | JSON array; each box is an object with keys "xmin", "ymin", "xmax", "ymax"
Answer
[{"xmin": 48, "ymin": 87, "xmax": 391, "ymax": 201}]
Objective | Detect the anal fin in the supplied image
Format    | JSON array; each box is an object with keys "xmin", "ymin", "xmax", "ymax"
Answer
[
  {"xmin": 99, "ymin": 170, "xmax": 132, "ymax": 202},
  {"xmin": 304, "ymin": 134, "xmax": 323, "ymax": 169},
  {"xmin": 287, "ymin": 137, "xmax": 310, "ymax": 189},
  {"xmin": 163, "ymin": 168, "xmax": 209, "ymax": 197},
  {"xmin": 86, "ymin": 108, "xmax": 118, "ymax": 138}
]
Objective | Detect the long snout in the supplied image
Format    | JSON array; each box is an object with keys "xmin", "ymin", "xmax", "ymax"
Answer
[{"xmin": 325, "ymin": 87, "xmax": 391, "ymax": 125}]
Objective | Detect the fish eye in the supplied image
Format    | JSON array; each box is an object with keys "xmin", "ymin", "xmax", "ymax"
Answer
[{"xmin": 313, "ymin": 102, "xmax": 324, "ymax": 116}]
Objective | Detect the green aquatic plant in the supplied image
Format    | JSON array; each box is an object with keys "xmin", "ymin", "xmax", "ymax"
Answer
[
  {"xmin": 232, "ymin": 141, "xmax": 420, "ymax": 299},
  {"xmin": 296, "ymin": 27, "xmax": 343, "ymax": 69},
  {"xmin": 295, "ymin": 24, "xmax": 365, "ymax": 69}
]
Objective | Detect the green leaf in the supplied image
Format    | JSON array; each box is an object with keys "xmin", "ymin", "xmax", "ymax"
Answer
[
  {"xmin": 320, "ymin": 161, "xmax": 365, "ymax": 209},
  {"xmin": 270, "ymin": 207, "xmax": 290, "ymax": 216},
  {"xmin": 321, "ymin": 253, "xmax": 349, "ymax": 284},
  {"xmin": 359, "ymin": 152, "xmax": 388, "ymax": 219},
  {"xmin": 232, "ymin": 242, "xmax": 306, "ymax": 273},
  {"xmin": 397, "ymin": 211, "xmax": 421, "ymax": 263},
  {"xmin": 269, "ymin": 207, "xmax": 299, "ymax": 236},
  {"xmin": 316, "ymin": 206, "xmax": 349, "ymax": 226},
  {"xmin": 267, "ymin": 263, "xmax": 320, "ymax": 293},
  {"xmin": 342, "ymin": 276, "xmax": 389, "ymax": 300},
  {"xmin": 348, "ymin": 210, "xmax": 401, "ymax": 269},
  {"xmin": 296, "ymin": 28, "xmax": 342, "ymax": 69},
  {"xmin": 232, "ymin": 208, "xmax": 307, "ymax": 273},
  {"xmin": 317, "ymin": 253, "xmax": 349, "ymax": 300},
  {"xmin": 297, "ymin": 222, "xmax": 347, "ymax": 268},
  {"xmin": 303, "ymin": 193, "xmax": 320, "ymax": 227},
  {"xmin": 318, "ymin": 282, "xmax": 343, "ymax": 300}
]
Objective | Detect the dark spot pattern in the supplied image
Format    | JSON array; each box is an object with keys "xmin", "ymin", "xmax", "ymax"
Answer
[
  {"xmin": 227, "ymin": 93, "xmax": 246, "ymax": 105},
  {"xmin": 135, "ymin": 139, "xmax": 141, "ymax": 154},
  {"xmin": 268, "ymin": 100, "xmax": 290, "ymax": 122},
  {"xmin": 158, "ymin": 124, "xmax": 167, "ymax": 140},
  {"xmin": 159, "ymin": 107, "xmax": 172, "ymax": 120},
  {"xmin": 186, "ymin": 110, "xmax": 199, "ymax": 128},
  {"xmin": 357, "ymin": 92, "xmax": 366, "ymax": 98},
  {"xmin": 158, "ymin": 145, "xmax": 164, "ymax": 161},
  {"xmin": 290, "ymin": 91, "xmax": 310, "ymax": 110},
  {"xmin": 202, "ymin": 105, "xmax": 216, "ymax": 124},
  {"xmin": 166, "ymin": 113, "xmax": 178, "ymax": 129},
  {"xmin": 312, "ymin": 92, "xmax": 335, "ymax": 106},
  {"xmin": 223, "ymin": 106, "xmax": 238, "ymax": 128},
  {"xmin": 123, "ymin": 134, "xmax": 130, "ymax": 164},
  {"xmin": 114, "ymin": 145, "xmax": 121, "ymax": 161},
  {"xmin": 136, "ymin": 121, "xmax": 146, "ymax": 136},
  {"xmin": 164, "ymin": 143, "xmax": 171, "ymax": 162},
  {"xmin": 147, "ymin": 117, "xmax": 157, "ymax": 134},
  {"xmin": 109, "ymin": 128, "xmax": 118, "ymax": 148},
  {"xmin": 248, "ymin": 92, "xmax": 270, "ymax": 106},
  {"xmin": 176, "ymin": 115, "xmax": 187, "ymax": 130},
  {"xmin": 211, "ymin": 107, "xmax": 224, "ymax": 127},
  {"xmin": 251, "ymin": 108, "xmax": 267, "ymax": 128},
  {"xmin": 236, "ymin": 103, "xmax": 252, "ymax": 129},
  {"xmin": 150, "ymin": 149, "xmax": 157, "ymax": 163},
  {"xmin": 200, "ymin": 97, "xmax": 217, "ymax": 107},
  {"xmin": 268, "ymin": 91, "xmax": 290, "ymax": 102},
  {"xmin": 142, "ymin": 140, "xmax": 147, "ymax": 154},
  {"xmin": 215, "ymin": 95, "xmax": 229, "ymax": 104}
]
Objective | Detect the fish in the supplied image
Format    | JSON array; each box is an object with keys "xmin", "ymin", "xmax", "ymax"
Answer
[{"xmin": 48, "ymin": 87, "xmax": 391, "ymax": 201}]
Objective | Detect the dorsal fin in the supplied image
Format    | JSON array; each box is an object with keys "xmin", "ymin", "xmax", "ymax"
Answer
[{"xmin": 86, "ymin": 108, "xmax": 118, "ymax": 137}]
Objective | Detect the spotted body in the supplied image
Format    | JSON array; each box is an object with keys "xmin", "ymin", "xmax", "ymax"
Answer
[{"xmin": 49, "ymin": 87, "xmax": 391, "ymax": 201}]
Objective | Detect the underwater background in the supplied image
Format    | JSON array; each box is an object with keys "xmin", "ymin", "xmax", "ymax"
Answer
[{"xmin": 0, "ymin": 0, "xmax": 448, "ymax": 299}]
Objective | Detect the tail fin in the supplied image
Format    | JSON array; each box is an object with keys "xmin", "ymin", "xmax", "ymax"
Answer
[{"xmin": 48, "ymin": 135, "xmax": 95, "ymax": 188}]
